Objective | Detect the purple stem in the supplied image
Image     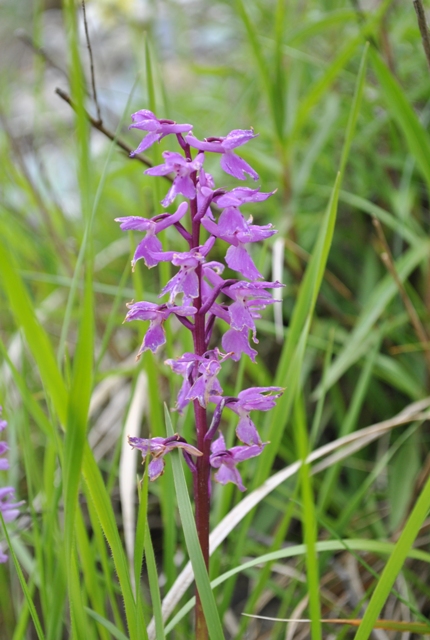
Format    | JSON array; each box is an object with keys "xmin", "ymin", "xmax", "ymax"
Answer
[{"xmin": 185, "ymin": 145, "xmax": 210, "ymax": 640}]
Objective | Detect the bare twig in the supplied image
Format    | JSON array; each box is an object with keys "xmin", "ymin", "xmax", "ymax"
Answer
[
  {"xmin": 55, "ymin": 87, "xmax": 169, "ymax": 176},
  {"xmin": 372, "ymin": 217, "xmax": 430, "ymax": 374},
  {"xmin": 81, "ymin": 0, "xmax": 102, "ymax": 125},
  {"xmin": 413, "ymin": 0, "xmax": 430, "ymax": 72}
]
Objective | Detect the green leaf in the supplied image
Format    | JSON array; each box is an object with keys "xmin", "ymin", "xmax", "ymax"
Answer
[{"xmin": 164, "ymin": 405, "xmax": 225, "ymax": 640}]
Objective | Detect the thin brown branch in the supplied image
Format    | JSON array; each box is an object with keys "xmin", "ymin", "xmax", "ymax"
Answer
[
  {"xmin": 413, "ymin": 0, "xmax": 430, "ymax": 72},
  {"xmin": 81, "ymin": 0, "xmax": 102, "ymax": 125},
  {"xmin": 55, "ymin": 87, "xmax": 170, "ymax": 177},
  {"xmin": 372, "ymin": 217, "xmax": 430, "ymax": 373}
]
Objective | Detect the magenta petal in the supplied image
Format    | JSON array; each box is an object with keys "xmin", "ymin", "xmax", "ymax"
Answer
[
  {"xmin": 220, "ymin": 152, "xmax": 259, "ymax": 181},
  {"xmin": 115, "ymin": 216, "xmax": 153, "ymax": 231},
  {"xmin": 129, "ymin": 109, "xmax": 160, "ymax": 130},
  {"xmin": 181, "ymin": 270, "xmax": 199, "ymax": 298},
  {"xmin": 130, "ymin": 132, "xmax": 161, "ymax": 156},
  {"xmin": 211, "ymin": 433, "xmax": 227, "ymax": 456},
  {"xmin": 133, "ymin": 235, "xmax": 163, "ymax": 268},
  {"xmin": 217, "ymin": 207, "xmax": 248, "ymax": 236},
  {"xmin": 0, "ymin": 460, "xmax": 9, "ymax": 471},
  {"xmin": 222, "ymin": 328, "xmax": 257, "ymax": 362},
  {"xmin": 160, "ymin": 183, "xmax": 178, "ymax": 208},
  {"xmin": 141, "ymin": 323, "xmax": 166, "ymax": 354},
  {"xmin": 216, "ymin": 187, "xmax": 274, "ymax": 208},
  {"xmin": 155, "ymin": 202, "xmax": 188, "ymax": 232},
  {"xmin": 222, "ymin": 129, "xmax": 258, "ymax": 150},
  {"xmin": 236, "ymin": 416, "xmax": 262, "ymax": 446},
  {"xmin": 214, "ymin": 465, "xmax": 246, "ymax": 491},
  {"xmin": 229, "ymin": 300, "xmax": 254, "ymax": 332},
  {"xmin": 175, "ymin": 175, "xmax": 196, "ymax": 199},
  {"xmin": 225, "ymin": 244, "xmax": 262, "ymax": 280},
  {"xmin": 230, "ymin": 443, "xmax": 266, "ymax": 463},
  {"xmin": 148, "ymin": 457, "xmax": 165, "ymax": 481},
  {"xmin": 185, "ymin": 135, "xmax": 224, "ymax": 153}
]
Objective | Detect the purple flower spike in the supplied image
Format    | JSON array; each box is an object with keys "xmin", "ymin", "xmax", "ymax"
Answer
[
  {"xmin": 129, "ymin": 433, "xmax": 202, "ymax": 480},
  {"xmin": 125, "ymin": 301, "xmax": 197, "ymax": 357},
  {"xmin": 209, "ymin": 433, "xmax": 266, "ymax": 491},
  {"xmin": 129, "ymin": 110, "xmax": 192, "ymax": 156},
  {"xmin": 186, "ymin": 129, "xmax": 259, "ymax": 181},
  {"xmin": 228, "ymin": 387, "xmax": 283, "ymax": 446},
  {"xmin": 116, "ymin": 202, "xmax": 188, "ymax": 269},
  {"xmin": 145, "ymin": 151, "xmax": 204, "ymax": 207}
]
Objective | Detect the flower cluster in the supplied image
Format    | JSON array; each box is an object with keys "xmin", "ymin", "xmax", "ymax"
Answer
[
  {"xmin": 0, "ymin": 407, "xmax": 21, "ymax": 562},
  {"xmin": 117, "ymin": 110, "xmax": 283, "ymax": 492}
]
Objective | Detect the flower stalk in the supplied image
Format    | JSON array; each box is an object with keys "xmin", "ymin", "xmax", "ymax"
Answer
[{"xmin": 116, "ymin": 110, "xmax": 284, "ymax": 636}]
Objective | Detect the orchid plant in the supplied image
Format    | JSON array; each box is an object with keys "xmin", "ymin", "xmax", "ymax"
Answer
[{"xmin": 116, "ymin": 110, "xmax": 284, "ymax": 636}]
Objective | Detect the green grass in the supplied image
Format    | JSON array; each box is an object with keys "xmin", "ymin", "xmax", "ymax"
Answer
[{"xmin": 1, "ymin": 0, "xmax": 430, "ymax": 638}]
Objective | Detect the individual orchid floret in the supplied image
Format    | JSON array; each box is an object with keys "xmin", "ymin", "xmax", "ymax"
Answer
[
  {"xmin": 160, "ymin": 236, "xmax": 215, "ymax": 303},
  {"xmin": 145, "ymin": 151, "xmax": 204, "ymax": 207},
  {"xmin": 129, "ymin": 110, "xmax": 193, "ymax": 156},
  {"xmin": 116, "ymin": 202, "xmax": 188, "ymax": 269},
  {"xmin": 222, "ymin": 327, "xmax": 258, "ymax": 362},
  {"xmin": 225, "ymin": 280, "xmax": 284, "ymax": 341},
  {"xmin": 186, "ymin": 348, "xmax": 231, "ymax": 408},
  {"xmin": 186, "ymin": 129, "xmax": 259, "ymax": 181},
  {"xmin": 214, "ymin": 187, "xmax": 275, "ymax": 208},
  {"xmin": 202, "ymin": 207, "xmax": 277, "ymax": 280},
  {"xmin": 129, "ymin": 434, "xmax": 202, "ymax": 481},
  {"xmin": 227, "ymin": 387, "xmax": 284, "ymax": 446},
  {"xmin": 124, "ymin": 301, "xmax": 197, "ymax": 357},
  {"xmin": 165, "ymin": 353, "xmax": 196, "ymax": 413},
  {"xmin": 209, "ymin": 433, "xmax": 266, "ymax": 491},
  {"xmin": 0, "ymin": 488, "xmax": 22, "ymax": 524}
]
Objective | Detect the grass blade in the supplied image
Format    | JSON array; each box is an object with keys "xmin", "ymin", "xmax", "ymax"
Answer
[{"xmin": 164, "ymin": 405, "xmax": 225, "ymax": 640}]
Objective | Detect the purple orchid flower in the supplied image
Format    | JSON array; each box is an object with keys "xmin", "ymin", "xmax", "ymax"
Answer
[
  {"xmin": 186, "ymin": 349, "xmax": 231, "ymax": 408},
  {"xmin": 209, "ymin": 432, "xmax": 266, "ymax": 491},
  {"xmin": 202, "ymin": 207, "xmax": 277, "ymax": 280},
  {"xmin": 145, "ymin": 151, "xmax": 204, "ymax": 207},
  {"xmin": 165, "ymin": 353, "xmax": 196, "ymax": 413},
  {"xmin": 225, "ymin": 280, "xmax": 285, "ymax": 340},
  {"xmin": 129, "ymin": 434, "xmax": 202, "ymax": 480},
  {"xmin": 160, "ymin": 236, "xmax": 215, "ymax": 303},
  {"xmin": 0, "ymin": 487, "xmax": 22, "ymax": 524},
  {"xmin": 227, "ymin": 387, "xmax": 284, "ymax": 446},
  {"xmin": 115, "ymin": 202, "xmax": 188, "ymax": 269},
  {"xmin": 185, "ymin": 129, "xmax": 259, "ymax": 181},
  {"xmin": 129, "ymin": 110, "xmax": 193, "ymax": 156},
  {"xmin": 124, "ymin": 302, "xmax": 197, "ymax": 357}
]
